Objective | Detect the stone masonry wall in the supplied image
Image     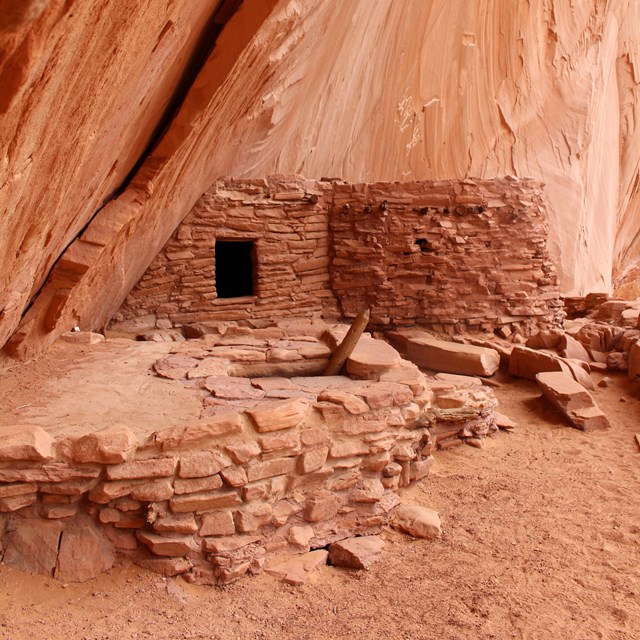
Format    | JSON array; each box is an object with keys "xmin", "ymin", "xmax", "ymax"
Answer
[
  {"xmin": 330, "ymin": 178, "xmax": 564, "ymax": 333},
  {"xmin": 116, "ymin": 176, "xmax": 563, "ymax": 335},
  {"xmin": 117, "ymin": 177, "xmax": 339, "ymax": 327}
]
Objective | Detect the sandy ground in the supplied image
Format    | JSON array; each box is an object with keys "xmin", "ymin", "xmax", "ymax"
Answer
[{"xmin": 1, "ymin": 344, "xmax": 639, "ymax": 639}]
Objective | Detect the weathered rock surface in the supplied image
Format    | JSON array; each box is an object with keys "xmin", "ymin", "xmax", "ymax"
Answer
[
  {"xmin": 328, "ymin": 536, "xmax": 385, "ymax": 570},
  {"xmin": 264, "ymin": 550, "xmax": 328, "ymax": 586},
  {"xmin": 392, "ymin": 504, "xmax": 442, "ymax": 539},
  {"xmin": 406, "ymin": 337, "xmax": 500, "ymax": 377},
  {"xmin": 536, "ymin": 372, "xmax": 611, "ymax": 432}
]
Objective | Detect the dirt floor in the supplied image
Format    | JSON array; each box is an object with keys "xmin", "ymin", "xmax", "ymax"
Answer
[{"xmin": 1, "ymin": 344, "xmax": 639, "ymax": 640}]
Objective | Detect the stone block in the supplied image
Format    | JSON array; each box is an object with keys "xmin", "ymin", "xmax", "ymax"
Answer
[
  {"xmin": 178, "ymin": 451, "xmax": 231, "ymax": 478},
  {"xmin": 130, "ymin": 479, "xmax": 174, "ymax": 502},
  {"xmin": 317, "ymin": 390, "xmax": 369, "ymax": 414},
  {"xmin": 137, "ymin": 530, "xmax": 197, "ymax": 557},
  {"xmin": 258, "ymin": 430, "xmax": 301, "ymax": 453},
  {"xmin": 328, "ymin": 535, "xmax": 385, "ymax": 569},
  {"xmin": 234, "ymin": 503, "xmax": 273, "ymax": 532},
  {"xmin": 135, "ymin": 556, "xmax": 192, "ymax": 577},
  {"xmin": 246, "ymin": 457, "xmax": 296, "ymax": 482},
  {"xmin": 106, "ymin": 457, "xmax": 177, "ymax": 481},
  {"xmin": 170, "ymin": 490, "xmax": 242, "ymax": 513},
  {"xmin": 152, "ymin": 513, "xmax": 198, "ymax": 534},
  {"xmin": 153, "ymin": 413, "xmax": 243, "ymax": 450},
  {"xmin": 0, "ymin": 425, "xmax": 54, "ymax": 462},
  {"xmin": 59, "ymin": 424, "xmax": 137, "ymax": 464},
  {"xmin": 247, "ymin": 398, "xmax": 308, "ymax": 432},
  {"xmin": 288, "ymin": 525, "xmax": 315, "ymax": 548},
  {"xmin": 200, "ymin": 511, "xmax": 236, "ymax": 537},
  {"xmin": 304, "ymin": 490, "xmax": 339, "ymax": 522},
  {"xmin": 0, "ymin": 494, "xmax": 37, "ymax": 512},
  {"xmin": 0, "ymin": 483, "xmax": 37, "ymax": 499},
  {"xmin": 3, "ymin": 518, "xmax": 62, "ymax": 576},
  {"xmin": 346, "ymin": 337, "xmax": 401, "ymax": 378},
  {"xmin": 536, "ymin": 371, "xmax": 611, "ymax": 432},
  {"xmin": 508, "ymin": 345, "xmax": 567, "ymax": 380},
  {"xmin": 220, "ymin": 466, "xmax": 248, "ymax": 487},
  {"xmin": 298, "ymin": 446, "xmax": 329, "ymax": 474},
  {"xmin": 351, "ymin": 478, "xmax": 385, "ymax": 503},
  {"xmin": 55, "ymin": 516, "xmax": 116, "ymax": 582},
  {"xmin": 406, "ymin": 337, "xmax": 499, "ymax": 376},
  {"xmin": 173, "ymin": 474, "xmax": 223, "ymax": 495},
  {"xmin": 224, "ymin": 439, "xmax": 262, "ymax": 464}
]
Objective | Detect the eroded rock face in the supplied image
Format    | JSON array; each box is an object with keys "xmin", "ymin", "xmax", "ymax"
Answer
[{"xmin": 1, "ymin": 1, "xmax": 640, "ymax": 357}]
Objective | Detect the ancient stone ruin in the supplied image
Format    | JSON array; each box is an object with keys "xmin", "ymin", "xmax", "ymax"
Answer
[{"xmin": 1, "ymin": 0, "xmax": 640, "ymax": 594}]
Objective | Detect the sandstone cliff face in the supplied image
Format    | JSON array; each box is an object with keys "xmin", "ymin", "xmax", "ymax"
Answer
[{"xmin": 1, "ymin": 0, "xmax": 639, "ymax": 356}]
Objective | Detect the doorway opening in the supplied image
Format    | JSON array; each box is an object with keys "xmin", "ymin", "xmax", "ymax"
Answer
[{"xmin": 215, "ymin": 240, "xmax": 255, "ymax": 298}]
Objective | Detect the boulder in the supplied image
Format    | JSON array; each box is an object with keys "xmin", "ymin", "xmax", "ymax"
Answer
[
  {"xmin": 508, "ymin": 345, "xmax": 568, "ymax": 380},
  {"xmin": 536, "ymin": 371, "xmax": 611, "ymax": 431},
  {"xmin": 559, "ymin": 334, "xmax": 591, "ymax": 362},
  {"xmin": 392, "ymin": 504, "xmax": 442, "ymax": 539},
  {"xmin": 55, "ymin": 516, "xmax": 116, "ymax": 582},
  {"xmin": 406, "ymin": 337, "xmax": 499, "ymax": 377},
  {"xmin": 328, "ymin": 535, "xmax": 385, "ymax": 569},
  {"xmin": 60, "ymin": 331, "xmax": 105, "ymax": 345}
]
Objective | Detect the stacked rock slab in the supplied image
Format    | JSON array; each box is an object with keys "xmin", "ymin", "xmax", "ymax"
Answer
[
  {"xmin": 536, "ymin": 372, "xmax": 611, "ymax": 432},
  {"xmin": 0, "ymin": 328, "xmax": 502, "ymax": 584}
]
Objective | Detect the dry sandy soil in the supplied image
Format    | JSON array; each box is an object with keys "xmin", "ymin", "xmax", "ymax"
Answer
[{"xmin": 0, "ymin": 341, "xmax": 639, "ymax": 640}]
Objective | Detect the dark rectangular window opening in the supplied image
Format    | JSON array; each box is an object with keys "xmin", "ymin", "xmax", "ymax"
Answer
[{"xmin": 215, "ymin": 240, "xmax": 256, "ymax": 298}]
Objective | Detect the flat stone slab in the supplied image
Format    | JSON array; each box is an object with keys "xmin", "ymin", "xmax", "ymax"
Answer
[
  {"xmin": 508, "ymin": 345, "xmax": 567, "ymax": 380},
  {"xmin": 346, "ymin": 337, "xmax": 401, "ymax": 378},
  {"xmin": 536, "ymin": 371, "xmax": 611, "ymax": 432},
  {"xmin": 328, "ymin": 535, "xmax": 385, "ymax": 569},
  {"xmin": 406, "ymin": 337, "xmax": 499, "ymax": 377},
  {"xmin": 265, "ymin": 550, "xmax": 328, "ymax": 586}
]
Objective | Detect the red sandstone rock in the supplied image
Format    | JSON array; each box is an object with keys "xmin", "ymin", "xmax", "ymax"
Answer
[
  {"xmin": 392, "ymin": 504, "xmax": 442, "ymax": 539},
  {"xmin": 106, "ymin": 457, "xmax": 177, "ymax": 481},
  {"xmin": 264, "ymin": 550, "xmax": 328, "ymax": 586},
  {"xmin": 247, "ymin": 398, "xmax": 308, "ymax": 432},
  {"xmin": 304, "ymin": 490, "xmax": 339, "ymax": 522},
  {"xmin": 406, "ymin": 337, "xmax": 500, "ymax": 377},
  {"xmin": 328, "ymin": 535, "xmax": 385, "ymax": 570},
  {"xmin": 130, "ymin": 479, "xmax": 174, "ymax": 502},
  {"xmin": 152, "ymin": 513, "xmax": 199, "ymax": 535},
  {"xmin": 135, "ymin": 556, "xmax": 192, "ymax": 577},
  {"xmin": 298, "ymin": 446, "xmax": 329, "ymax": 474},
  {"xmin": 234, "ymin": 503, "xmax": 273, "ymax": 532},
  {"xmin": 559, "ymin": 334, "xmax": 591, "ymax": 363},
  {"xmin": 59, "ymin": 424, "xmax": 137, "ymax": 464},
  {"xmin": 536, "ymin": 371, "xmax": 611, "ymax": 431},
  {"xmin": 317, "ymin": 390, "xmax": 369, "ymax": 414},
  {"xmin": 56, "ymin": 516, "xmax": 116, "ymax": 582},
  {"xmin": 153, "ymin": 413, "xmax": 243, "ymax": 450},
  {"xmin": 494, "ymin": 412, "xmax": 517, "ymax": 430},
  {"xmin": 288, "ymin": 525, "xmax": 314, "ymax": 548},
  {"xmin": 137, "ymin": 530, "xmax": 197, "ymax": 557},
  {"xmin": 525, "ymin": 329, "xmax": 564, "ymax": 350},
  {"xmin": 224, "ymin": 439, "xmax": 262, "ymax": 464},
  {"xmin": 346, "ymin": 338, "xmax": 401, "ymax": 379},
  {"xmin": 0, "ymin": 494, "xmax": 37, "ymax": 512},
  {"xmin": 3, "ymin": 518, "xmax": 62, "ymax": 576},
  {"xmin": 508, "ymin": 345, "xmax": 568, "ymax": 380},
  {"xmin": 60, "ymin": 331, "xmax": 105, "ymax": 345},
  {"xmin": 200, "ymin": 511, "xmax": 236, "ymax": 537},
  {"xmin": 0, "ymin": 425, "xmax": 54, "ymax": 461},
  {"xmin": 174, "ymin": 475, "xmax": 223, "ymax": 495},
  {"xmin": 0, "ymin": 483, "xmax": 37, "ymax": 499},
  {"xmin": 170, "ymin": 490, "xmax": 242, "ymax": 514},
  {"xmin": 178, "ymin": 451, "xmax": 231, "ymax": 478},
  {"xmin": 246, "ymin": 457, "xmax": 297, "ymax": 482}
]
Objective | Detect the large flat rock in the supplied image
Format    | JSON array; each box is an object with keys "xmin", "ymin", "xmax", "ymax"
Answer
[
  {"xmin": 536, "ymin": 371, "xmax": 611, "ymax": 432},
  {"xmin": 406, "ymin": 337, "xmax": 499, "ymax": 377}
]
